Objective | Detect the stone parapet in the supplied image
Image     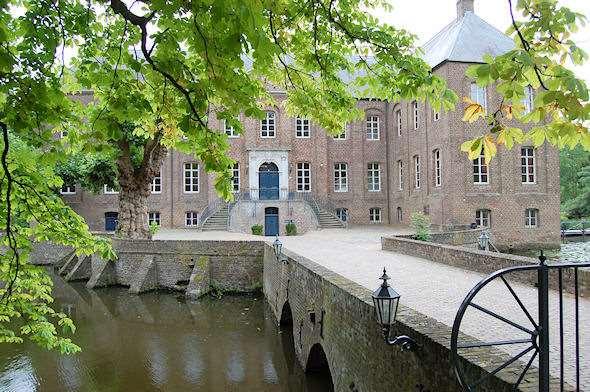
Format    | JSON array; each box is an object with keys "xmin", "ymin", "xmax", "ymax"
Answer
[{"xmin": 381, "ymin": 236, "xmax": 589, "ymax": 297}]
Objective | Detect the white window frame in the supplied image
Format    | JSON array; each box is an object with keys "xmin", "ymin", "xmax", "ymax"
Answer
[
  {"xmin": 366, "ymin": 116, "xmax": 380, "ymax": 140},
  {"xmin": 296, "ymin": 162, "xmax": 311, "ymax": 192},
  {"xmin": 396, "ymin": 207, "xmax": 403, "ymax": 223},
  {"xmin": 475, "ymin": 209, "xmax": 491, "ymax": 228},
  {"xmin": 473, "ymin": 153, "xmax": 489, "ymax": 184},
  {"xmin": 334, "ymin": 163, "xmax": 348, "ymax": 192},
  {"xmin": 333, "ymin": 128, "xmax": 347, "ymax": 140},
  {"xmin": 414, "ymin": 155, "xmax": 421, "ymax": 189},
  {"xmin": 183, "ymin": 162, "xmax": 200, "ymax": 193},
  {"xmin": 223, "ymin": 119, "xmax": 239, "ymax": 138},
  {"xmin": 60, "ymin": 184, "xmax": 76, "ymax": 195},
  {"xmin": 185, "ymin": 211, "xmax": 199, "ymax": 227},
  {"xmin": 369, "ymin": 207, "xmax": 382, "ymax": 223},
  {"xmin": 398, "ymin": 160, "xmax": 403, "ymax": 191},
  {"xmin": 525, "ymin": 208, "xmax": 538, "ymax": 228},
  {"xmin": 260, "ymin": 111, "xmax": 276, "ymax": 138},
  {"xmin": 367, "ymin": 162, "xmax": 381, "ymax": 192},
  {"xmin": 521, "ymin": 147, "xmax": 536, "ymax": 184},
  {"xmin": 396, "ymin": 109, "xmax": 402, "ymax": 136},
  {"xmin": 336, "ymin": 208, "xmax": 348, "ymax": 222},
  {"xmin": 60, "ymin": 130, "xmax": 68, "ymax": 138},
  {"xmin": 232, "ymin": 162, "xmax": 240, "ymax": 193},
  {"xmin": 470, "ymin": 83, "xmax": 487, "ymax": 111},
  {"xmin": 522, "ymin": 86, "xmax": 534, "ymax": 114},
  {"xmin": 103, "ymin": 184, "xmax": 119, "ymax": 194},
  {"xmin": 148, "ymin": 211, "xmax": 160, "ymax": 226},
  {"xmin": 295, "ymin": 117, "xmax": 310, "ymax": 138},
  {"xmin": 433, "ymin": 149, "xmax": 442, "ymax": 187},
  {"xmin": 151, "ymin": 170, "xmax": 162, "ymax": 194},
  {"xmin": 433, "ymin": 110, "xmax": 440, "ymax": 122},
  {"xmin": 412, "ymin": 101, "xmax": 419, "ymax": 130}
]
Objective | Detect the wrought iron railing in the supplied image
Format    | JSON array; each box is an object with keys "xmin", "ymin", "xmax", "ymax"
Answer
[
  {"xmin": 451, "ymin": 254, "xmax": 589, "ymax": 391},
  {"xmin": 198, "ymin": 199, "xmax": 227, "ymax": 227}
]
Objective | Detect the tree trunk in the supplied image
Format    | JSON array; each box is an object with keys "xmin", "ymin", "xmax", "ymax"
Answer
[{"xmin": 115, "ymin": 136, "xmax": 167, "ymax": 239}]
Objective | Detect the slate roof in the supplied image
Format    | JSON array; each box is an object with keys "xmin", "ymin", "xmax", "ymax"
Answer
[{"xmin": 421, "ymin": 11, "xmax": 515, "ymax": 69}]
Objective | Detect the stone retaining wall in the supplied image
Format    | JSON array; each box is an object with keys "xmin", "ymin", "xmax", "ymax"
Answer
[
  {"xmin": 89, "ymin": 239, "xmax": 265, "ymax": 295},
  {"xmin": 400, "ymin": 228, "xmax": 485, "ymax": 246},
  {"xmin": 382, "ymin": 236, "xmax": 589, "ymax": 297}
]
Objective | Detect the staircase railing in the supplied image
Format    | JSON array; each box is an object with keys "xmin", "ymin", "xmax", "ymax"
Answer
[
  {"xmin": 306, "ymin": 195, "xmax": 347, "ymax": 227},
  {"xmin": 198, "ymin": 199, "xmax": 227, "ymax": 227}
]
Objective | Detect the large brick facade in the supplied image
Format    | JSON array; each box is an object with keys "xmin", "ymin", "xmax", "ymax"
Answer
[{"xmin": 62, "ymin": 3, "xmax": 560, "ymax": 249}]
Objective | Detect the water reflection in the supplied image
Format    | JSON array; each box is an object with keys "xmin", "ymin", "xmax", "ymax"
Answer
[{"xmin": 0, "ymin": 273, "xmax": 331, "ymax": 392}]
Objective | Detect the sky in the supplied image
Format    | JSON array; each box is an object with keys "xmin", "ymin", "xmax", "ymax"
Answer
[{"xmin": 377, "ymin": 0, "xmax": 590, "ymax": 85}]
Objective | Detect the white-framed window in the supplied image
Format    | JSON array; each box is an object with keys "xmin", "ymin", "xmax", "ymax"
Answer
[
  {"xmin": 525, "ymin": 208, "xmax": 538, "ymax": 228},
  {"xmin": 398, "ymin": 160, "xmax": 403, "ymax": 191},
  {"xmin": 334, "ymin": 163, "xmax": 348, "ymax": 192},
  {"xmin": 104, "ymin": 184, "xmax": 118, "ymax": 194},
  {"xmin": 183, "ymin": 162, "xmax": 199, "ymax": 193},
  {"xmin": 522, "ymin": 85, "xmax": 534, "ymax": 114},
  {"xmin": 475, "ymin": 209, "xmax": 491, "ymax": 228},
  {"xmin": 367, "ymin": 163, "xmax": 381, "ymax": 192},
  {"xmin": 185, "ymin": 211, "xmax": 199, "ymax": 227},
  {"xmin": 433, "ymin": 110, "xmax": 440, "ymax": 121},
  {"xmin": 336, "ymin": 208, "xmax": 348, "ymax": 222},
  {"xmin": 148, "ymin": 211, "xmax": 160, "ymax": 226},
  {"xmin": 60, "ymin": 130, "xmax": 68, "ymax": 138},
  {"xmin": 60, "ymin": 184, "xmax": 76, "ymax": 195},
  {"xmin": 473, "ymin": 153, "xmax": 489, "ymax": 184},
  {"xmin": 470, "ymin": 83, "xmax": 487, "ymax": 111},
  {"xmin": 412, "ymin": 101, "xmax": 419, "ymax": 130},
  {"xmin": 413, "ymin": 155, "xmax": 421, "ymax": 189},
  {"xmin": 366, "ymin": 116, "xmax": 380, "ymax": 140},
  {"xmin": 433, "ymin": 149, "xmax": 442, "ymax": 187},
  {"xmin": 396, "ymin": 207, "xmax": 403, "ymax": 223},
  {"xmin": 296, "ymin": 117, "xmax": 310, "ymax": 138},
  {"xmin": 223, "ymin": 119, "xmax": 239, "ymax": 138},
  {"xmin": 333, "ymin": 128, "xmax": 347, "ymax": 140},
  {"xmin": 396, "ymin": 109, "xmax": 402, "ymax": 136},
  {"xmin": 232, "ymin": 163, "xmax": 240, "ymax": 193},
  {"xmin": 151, "ymin": 171, "xmax": 162, "ymax": 194},
  {"xmin": 296, "ymin": 162, "xmax": 311, "ymax": 192},
  {"xmin": 260, "ymin": 111, "xmax": 276, "ymax": 138},
  {"xmin": 521, "ymin": 147, "xmax": 536, "ymax": 184},
  {"xmin": 369, "ymin": 207, "xmax": 382, "ymax": 223}
]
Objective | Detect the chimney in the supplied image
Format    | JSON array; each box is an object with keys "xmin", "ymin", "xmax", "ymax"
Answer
[{"xmin": 457, "ymin": 0, "xmax": 474, "ymax": 18}]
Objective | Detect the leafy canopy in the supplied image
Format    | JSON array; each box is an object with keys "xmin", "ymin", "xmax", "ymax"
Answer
[{"xmin": 461, "ymin": 0, "xmax": 589, "ymax": 163}]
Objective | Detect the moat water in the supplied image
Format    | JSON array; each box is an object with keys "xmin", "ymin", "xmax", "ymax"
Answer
[
  {"xmin": 0, "ymin": 275, "xmax": 333, "ymax": 392},
  {"xmin": 511, "ymin": 236, "xmax": 590, "ymax": 263}
]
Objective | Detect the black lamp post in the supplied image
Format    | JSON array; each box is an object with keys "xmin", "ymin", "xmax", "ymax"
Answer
[
  {"xmin": 372, "ymin": 268, "xmax": 418, "ymax": 351},
  {"xmin": 273, "ymin": 235, "xmax": 286, "ymax": 263}
]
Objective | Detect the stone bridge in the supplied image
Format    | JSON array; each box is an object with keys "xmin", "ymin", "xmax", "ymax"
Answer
[{"xmin": 263, "ymin": 244, "xmax": 547, "ymax": 392}]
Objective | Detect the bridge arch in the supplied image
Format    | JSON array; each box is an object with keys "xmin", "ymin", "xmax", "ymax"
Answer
[
  {"xmin": 305, "ymin": 343, "xmax": 334, "ymax": 391},
  {"xmin": 279, "ymin": 301, "xmax": 293, "ymax": 326}
]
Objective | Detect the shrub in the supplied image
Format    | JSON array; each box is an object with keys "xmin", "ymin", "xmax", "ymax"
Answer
[
  {"xmin": 251, "ymin": 224, "xmax": 263, "ymax": 235},
  {"xmin": 285, "ymin": 222, "xmax": 297, "ymax": 236},
  {"xmin": 149, "ymin": 222, "xmax": 160, "ymax": 236},
  {"xmin": 410, "ymin": 212, "xmax": 431, "ymax": 241}
]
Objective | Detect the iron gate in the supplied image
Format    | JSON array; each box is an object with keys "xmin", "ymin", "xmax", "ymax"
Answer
[{"xmin": 451, "ymin": 253, "xmax": 588, "ymax": 391}]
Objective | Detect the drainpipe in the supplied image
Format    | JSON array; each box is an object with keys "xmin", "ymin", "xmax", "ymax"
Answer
[
  {"xmin": 385, "ymin": 100, "xmax": 392, "ymax": 224},
  {"xmin": 170, "ymin": 151, "xmax": 174, "ymax": 228}
]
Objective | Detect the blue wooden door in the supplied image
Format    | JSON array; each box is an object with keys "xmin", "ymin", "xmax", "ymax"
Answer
[
  {"xmin": 264, "ymin": 207, "xmax": 279, "ymax": 236},
  {"xmin": 105, "ymin": 212, "xmax": 118, "ymax": 232},
  {"xmin": 259, "ymin": 162, "xmax": 279, "ymax": 200}
]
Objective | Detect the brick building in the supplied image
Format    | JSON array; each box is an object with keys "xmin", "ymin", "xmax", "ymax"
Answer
[{"xmin": 62, "ymin": 0, "xmax": 561, "ymax": 250}]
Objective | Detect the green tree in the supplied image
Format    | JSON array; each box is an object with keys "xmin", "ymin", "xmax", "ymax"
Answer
[
  {"xmin": 461, "ymin": 0, "xmax": 589, "ymax": 163},
  {"xmin": 560, "ymin": 146, "xmax": 590, "ymax": 210}
]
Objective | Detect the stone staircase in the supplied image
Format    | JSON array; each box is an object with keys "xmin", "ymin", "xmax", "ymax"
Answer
[
  {"xmin": 315, "ymin": 209, "xmax": 346, "ymax": 229},
  {"xmin": 201, "ymin": 204, "xmax": 229, "ymax": 231}
]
